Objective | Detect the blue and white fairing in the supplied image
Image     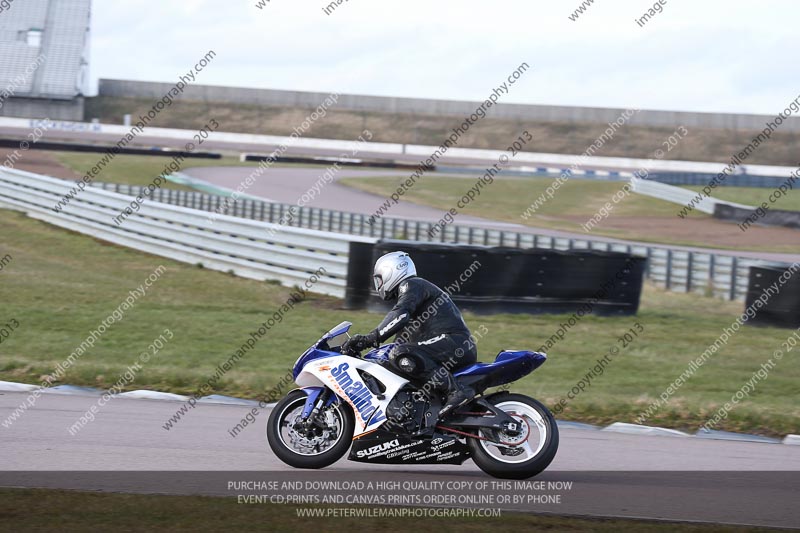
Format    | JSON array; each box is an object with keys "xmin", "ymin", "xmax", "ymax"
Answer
[{"xmin": 292, "ymin": 322, "xmax": 409, "ymax": 438}]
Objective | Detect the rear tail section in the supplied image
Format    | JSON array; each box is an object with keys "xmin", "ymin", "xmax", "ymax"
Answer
[{"xmin": 454, "ymin": 351, "xmax": 546, "ymax": 393}]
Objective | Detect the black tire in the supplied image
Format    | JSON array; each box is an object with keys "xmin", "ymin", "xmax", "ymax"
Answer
[
  {"xmin": 267, "ymin": 389, "xmax": 355, "ymax": 469},
  {"xmin": 467, "ymin": 393, "xmax": 559, "ymax": 479}
]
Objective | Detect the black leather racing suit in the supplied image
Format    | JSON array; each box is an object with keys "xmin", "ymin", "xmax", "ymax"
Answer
[{"xmin": 368, "ymin": 277, "xmax": 477, "ymax": 384}]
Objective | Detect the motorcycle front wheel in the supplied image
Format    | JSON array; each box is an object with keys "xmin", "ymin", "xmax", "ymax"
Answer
[
  {"xmin": 267, "ymin": 389, "xmax": 354, "ymax": 469},
  {"xmin": 467, "ymin": 393, "xmax": 559, "ymax": 479}
]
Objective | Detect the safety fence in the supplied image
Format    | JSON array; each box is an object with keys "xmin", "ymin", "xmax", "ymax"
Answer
[{"xmin": 88, "ymin": 181, "xmax": 771, "ymax": 301}]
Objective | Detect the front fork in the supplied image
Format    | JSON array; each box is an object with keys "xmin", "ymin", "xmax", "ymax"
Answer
[
  {"xmin": 288, "ymin": 387, "xmax": 332, "ymax": 439},
  {"xmin": 294, "ymin": 387, "xmax": 339, "ymax": 434},
  {"xmin": 301, "ymin": 387, "xmax": 333, "ymax": 420}
]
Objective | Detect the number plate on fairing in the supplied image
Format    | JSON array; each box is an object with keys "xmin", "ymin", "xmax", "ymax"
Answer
[{"xmin": 349, "ymin": 430, "xmax": 470, "ymax": 465}]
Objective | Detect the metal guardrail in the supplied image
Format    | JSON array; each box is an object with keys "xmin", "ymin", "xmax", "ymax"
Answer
[
  {"xmin": 90, "ymin": 181, "xmax": 768, "ymax": 301},
  {"xmin": 0, "ymin": 170, "xmax": 375, "ymax": 297},
  {"xmin": 630, "ymin": 177, "xmax": 753, "ymax": 215}
]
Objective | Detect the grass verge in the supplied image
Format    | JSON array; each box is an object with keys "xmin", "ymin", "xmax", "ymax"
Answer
[{"xmin": 0, "ymin": 209, "xmax": 796, "ymax": 436}]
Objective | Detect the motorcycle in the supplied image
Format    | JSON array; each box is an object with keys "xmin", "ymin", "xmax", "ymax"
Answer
[{"xmin": 267, "ymin": 321, "xmax": 559, "ymax": 479}]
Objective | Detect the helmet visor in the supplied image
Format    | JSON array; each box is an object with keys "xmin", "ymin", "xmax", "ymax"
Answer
[{"xmin": 373, "ymin": 275, "xmax": 384, "ymax": 292}]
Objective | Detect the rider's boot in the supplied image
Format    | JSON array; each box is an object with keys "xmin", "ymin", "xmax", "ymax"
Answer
[{"xmin": 437, "ymin": 371, "xmax": 475, "ymax": 419}]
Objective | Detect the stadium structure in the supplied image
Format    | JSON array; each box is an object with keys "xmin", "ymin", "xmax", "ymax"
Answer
[{"xmin": 0, "ymin": 0, "xmax": 90, "ymax": 120}]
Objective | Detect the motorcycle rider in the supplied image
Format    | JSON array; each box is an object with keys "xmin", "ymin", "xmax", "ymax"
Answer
[{"xmin": 342, "ymin": 251, "xmax": 477, "ymax": 417}]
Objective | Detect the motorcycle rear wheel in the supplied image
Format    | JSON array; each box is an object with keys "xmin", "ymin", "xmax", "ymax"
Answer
[{"xmin": 467, "ymin": 393, "xmax": 559, "ymax": 479}]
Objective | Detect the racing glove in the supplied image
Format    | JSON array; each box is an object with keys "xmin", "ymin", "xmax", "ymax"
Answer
[{"xmin": 342, "ymin": 331, "xmax": 379, "ymax": 354}]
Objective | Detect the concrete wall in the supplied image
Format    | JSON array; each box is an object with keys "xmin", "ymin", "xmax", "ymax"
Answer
[
  {"xmin": 0, "ymin": 97, "xmax": 84, "ymax": 121},
  {"xmin": 98, "ymin": 78, "xmax": 800, "ymax": 133}
]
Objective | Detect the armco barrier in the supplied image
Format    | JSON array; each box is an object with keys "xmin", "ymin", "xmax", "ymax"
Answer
[
  {"xmin": 0, "ymin": 169, "xmax": 375, "ymax": 297},
  {"xmin": 91, "ymin": 181, "xmax": 768, "ymax": 301},
  {"xmin": 630, "ymin": 177, "xmax": 753, "ymax": 215},
  {"xmin": 648, "ymin": 172, "xmax": 790, "ymax": 189},
  {"xmin": 440, "ymin": 166, "xmax": 788, "ymax": 188}
]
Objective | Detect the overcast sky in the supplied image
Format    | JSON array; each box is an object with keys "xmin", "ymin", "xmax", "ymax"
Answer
[{"xmin": 90, "ymin": 1, "xmax": 798, "ymax": 115}]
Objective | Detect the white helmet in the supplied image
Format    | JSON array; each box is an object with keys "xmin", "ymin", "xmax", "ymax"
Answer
[{"xmin": 373, "ymin": 251, "xmax": 416, "ymax": 300}]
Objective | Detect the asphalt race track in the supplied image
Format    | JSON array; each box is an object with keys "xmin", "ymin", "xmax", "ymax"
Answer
[
  {"xmin": 2, "ymin": 390, "xmax": 798, "ymax": 528},
  {"xmin": 183, "ymin": 166, "xmax": 511, "ymax": 227}
]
